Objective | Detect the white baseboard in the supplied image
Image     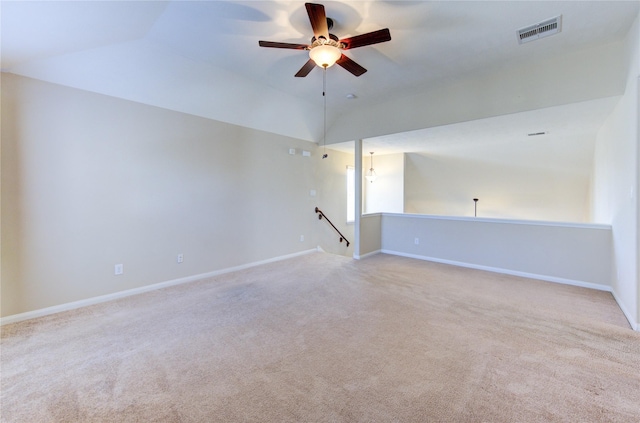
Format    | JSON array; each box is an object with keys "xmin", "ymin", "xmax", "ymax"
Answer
[
  {"xmin": 610, "ymin": 290, "xmax": 639, "ymax": 331},
  {"xmin": 356, "ymin": 248, "xmax": 640, "ymax": 332},
  {"xmin": 380, "ymin": 249, "xmax": 611, "ymax": 292},
  {"xmin": 6, "ymin": 248, "xmax": 636, "ymax": 332},
  {"xmin": 0, "ymin": 249, "xmax": 318, "ymax": 326},
  {"xmin": 354, "ymin": 249, "xmax": 382, "ymax": 260},
  {"xmin": 381, "ymin": 249, "xmax": 640, "ymax": 331}
]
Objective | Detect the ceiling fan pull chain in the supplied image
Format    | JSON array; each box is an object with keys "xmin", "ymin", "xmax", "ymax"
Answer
[{"xmin": 322, "ymin": 66, "xmax": 328, "ymax": 159}]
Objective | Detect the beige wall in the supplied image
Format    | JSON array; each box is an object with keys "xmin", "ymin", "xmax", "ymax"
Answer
[
  {"xmin": 404, "ymin": 152, "xmax": 591, "ymax": 223},
  {"xmin": 1, "ymin": 74, "xmax": 320, "ymax": 317},
  {"xmin": 359, "ymin": 214, "xmax": 382, "ymax": 257},
  {"xmin": 315, "ymin": 149, "xmax": 354, "ymax": 257},
  {"xmin": 380, "ymin": 214, "xmax": 612, "ymax": 290},
  {"xmin": 363, "ymin": 153, "xmax": 404, "ymax": 214}
]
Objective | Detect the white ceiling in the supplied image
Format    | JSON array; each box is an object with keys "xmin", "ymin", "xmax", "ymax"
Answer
[
  {"xmin": 1, "ymin": 1, "xmax": 638, "ymax": 157},
  {"xmin": 330, "ymin": 95, "xmax": 619, "ymax": 176}
]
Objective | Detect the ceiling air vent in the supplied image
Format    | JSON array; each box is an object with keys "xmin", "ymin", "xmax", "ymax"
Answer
[{"xmin": 517, "ymin": 15, "xmax": 562, "ymax": 44}]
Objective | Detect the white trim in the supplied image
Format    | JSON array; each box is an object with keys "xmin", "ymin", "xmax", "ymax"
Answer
[
  {"xmin": 380, "ymin": 249, "xmax": 611, "ymax": 292},
  {"xmin": 377, "ymin": 249, "xmax": 638, "ymax": 331},
  {"xmin": 610, "ymin": 290, "xmax": 639, "ymax": 331},
  {"xmin": 353, "ymin": 249, "xmax": 382, "ymax": 260},
  {"xmin": 381, "ymin": 212, "xmax": 612, "ymax": 230},
  {"xmin": 0, "ymin": 249, "xmax": 318, "ymax": 326},
  {"xmin": 6, "ymin": 246, "xmax": 635, "ymax": 332}
]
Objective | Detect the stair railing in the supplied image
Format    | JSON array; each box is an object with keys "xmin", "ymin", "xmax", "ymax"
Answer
[{"xmin": 315, "ymin": 207, "xmax": 350, "ymax": 247}]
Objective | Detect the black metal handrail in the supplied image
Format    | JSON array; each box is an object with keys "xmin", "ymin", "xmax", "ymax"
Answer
[{"xmin": 315, "ymin": 207, "xmax": 350, "ymax": 247}]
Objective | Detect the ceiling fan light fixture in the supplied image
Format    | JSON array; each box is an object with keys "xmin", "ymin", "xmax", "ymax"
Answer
[
  {"xmin": 309, "ymin": 42, "xmax": 341, "ymax": 68},
  {"xmin": 259, "ymin": 3, "xmax": 391, "ymax": 77}
]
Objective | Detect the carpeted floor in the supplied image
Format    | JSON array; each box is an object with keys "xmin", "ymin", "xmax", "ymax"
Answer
[{"xmin": 1, "ymin": 252, "xmax": 639, "ymax": 422}]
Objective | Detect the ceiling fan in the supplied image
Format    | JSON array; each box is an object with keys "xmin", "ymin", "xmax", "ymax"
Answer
[{"xmin": 258, "ymin": 3, "xmax": 391, "ymax": 77}]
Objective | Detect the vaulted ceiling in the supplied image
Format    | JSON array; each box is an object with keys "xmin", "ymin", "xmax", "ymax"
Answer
[{"xmin": 2, "ymin": 1, "xmax": 638, "ymax": 156}]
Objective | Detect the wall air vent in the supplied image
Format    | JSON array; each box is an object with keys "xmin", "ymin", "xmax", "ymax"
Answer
[{"xmin": 517, "ymin": 15, "xmax": 562, "ymax": 44}]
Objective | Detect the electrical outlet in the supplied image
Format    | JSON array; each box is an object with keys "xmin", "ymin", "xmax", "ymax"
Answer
[
  {"xmin": 177, "ymin": 254, "xmax": 184, "ymax": 263},
  {"xmin": 300, "ymin": 235, "xmax": 304, "ymax": 242},
  {"xmin": 114, "ymin": 264, "xmax": 123, "ymax": 275},
  {"xmin": 414, "ymin": 238, "xmax": 420, "ymax": 245}
]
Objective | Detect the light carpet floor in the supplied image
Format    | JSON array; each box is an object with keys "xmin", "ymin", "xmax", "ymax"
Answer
[{"xmin": 1, "ymin": 252, "xmax": 639, "ymax": 422}]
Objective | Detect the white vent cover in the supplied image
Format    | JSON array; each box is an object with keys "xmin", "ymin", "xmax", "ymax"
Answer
[{"xmin": 517, "ymin": 15, "xmax": 562, "ymax": 44}]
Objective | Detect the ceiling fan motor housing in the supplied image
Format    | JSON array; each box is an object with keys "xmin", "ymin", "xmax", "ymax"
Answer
[{"xmin": 311, "ymin": 33, "xmax": 340, "ymax": 46}]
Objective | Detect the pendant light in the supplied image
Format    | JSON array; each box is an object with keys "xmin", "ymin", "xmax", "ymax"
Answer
[{"xmin": 365, "ymin": 152, "xmax": 377, "ymax": 183}]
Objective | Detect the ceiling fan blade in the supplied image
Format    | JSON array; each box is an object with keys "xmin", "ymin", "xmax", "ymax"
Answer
[
  {"xmin": 336, "ymin": 55, "xmax": 367, "ymax": 77},
  {"xmin": 259, "ymin": 41, "xmax": 309, "ymax": 50},
  {"xmin": 295, "ymin": 59, "xmax": 316, "ymax": 77},
  {"xmin": 306, "ymin": 3, "xmax": 329, "ymax": 40},
  {"xmin": 340, "ymin": 28, "xmax": 391, "ymax": 50}
]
